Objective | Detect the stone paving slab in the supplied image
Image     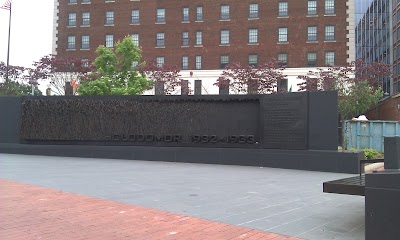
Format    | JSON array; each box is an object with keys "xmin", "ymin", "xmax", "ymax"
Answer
[
  {"xmin": 0, "ymin": 154, "xmax": 365, "ymax": 240},
  {"xmin": 0, "ymin": 179, "xmax": 300, "ymax": 240}
]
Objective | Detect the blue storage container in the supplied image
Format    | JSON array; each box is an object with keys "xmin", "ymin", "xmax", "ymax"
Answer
[{"xmin": 344, "ymin": 120, "xmax": 400, "ymax": 152}]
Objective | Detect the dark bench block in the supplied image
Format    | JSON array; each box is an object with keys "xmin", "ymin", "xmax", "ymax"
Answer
[
  {"xmin": 384, "ymin": 137, "xmax": 400, "ymax": 170},
  {"xmin": 323, "ymin": 175, "xmax": 365, "ymax": 196},
  {"xmin": 365, "ymin": 171, "xmax": 400, "ymax": 240}
]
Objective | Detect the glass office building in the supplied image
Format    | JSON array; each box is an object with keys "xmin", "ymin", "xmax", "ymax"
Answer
[{"xmin": 355, "ymin": 0, "xmax": 393, "ymax": 95}]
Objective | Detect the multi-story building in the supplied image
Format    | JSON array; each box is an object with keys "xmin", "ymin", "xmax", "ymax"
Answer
[
  {"xmin": 392, "ymin": 0, "xmax": 400, "ymax": 94},
  {"xmin": 53, "ymin": 0, "xmax": 355, "ymax": 92},
  {"xmin": 355, "ymin": 0, "xmax": 393, "ymax": 95}
]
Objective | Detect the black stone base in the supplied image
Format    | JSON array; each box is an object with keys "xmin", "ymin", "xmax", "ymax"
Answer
[
  {"xmin": 366, "ymin": 171, "xmax": 400, "ymax": 240},
  {"xmin": 0, "ymin": 143, "xmax": 363, "ymax": 173}
]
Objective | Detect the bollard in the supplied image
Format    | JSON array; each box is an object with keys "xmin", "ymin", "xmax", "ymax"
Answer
[
  {"xmin": 155, "ymin": 81, "xmax": 165, "ymax": 95},
  {"xmin": 181, "ymin": 80, "xmax": 189, "ymax": 95},
  {"xmin": 194, "ymin": 80, "xmax": 202, "ymax": 95}
]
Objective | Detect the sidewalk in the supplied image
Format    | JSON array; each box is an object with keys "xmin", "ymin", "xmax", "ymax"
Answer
[
  {"xmin": 0, "ymin": 154, "xmax": 365, "ymax": 240},
  {"xmin": 0, "ymin": 179, "xmax": 300, "ymax": 240}
]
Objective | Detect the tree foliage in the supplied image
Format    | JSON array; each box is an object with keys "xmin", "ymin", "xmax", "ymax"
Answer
[
  {"xmin": 338, "ymin": 81, "xmax": 383, "ymax": 120},
  {"xmin": 297, "ymin": 59, "xmax": 390, "ymax": 120},
  {"xmin": 78, "ymin": 36, "xmax": 151, "ymax": 95},
  {"xmin": 0, "ymin": 81, "xmax": 41, "ymax": 96},
  {"xmin": 33, "ymin": 55, "xmax": 92, "ymax": 95},
  {"xmin": 214, "ymin": 59, "xmax": 287, "ymax": 94},
  {"xmin": 0, "ymin": 62, "xmax": 25, "ymax": 83},
  {"xmin": 140, "ymin": 62, "xmax": 185, "ymax": 95},
  {"xmin": 0, "ymin": 62, "xmax": 42, "ymax": 96}
]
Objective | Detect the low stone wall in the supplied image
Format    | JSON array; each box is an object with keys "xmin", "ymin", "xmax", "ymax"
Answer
[{"xmin": 0, "ymin": 143, "xmax": 363, "ymax": 173}]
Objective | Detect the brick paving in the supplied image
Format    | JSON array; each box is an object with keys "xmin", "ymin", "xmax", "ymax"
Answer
[{"xmin": 0, "ymin": 179, "xmax": 301, "ymax": 240}]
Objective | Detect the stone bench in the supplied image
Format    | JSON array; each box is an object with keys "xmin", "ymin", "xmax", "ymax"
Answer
[
  {"xmin": 323, "ymin": 137, "xmax": 400, "ymax": 240},
  {"xmin": 323, "ymin": 159, "xmax": 384, "ymax": 196}
]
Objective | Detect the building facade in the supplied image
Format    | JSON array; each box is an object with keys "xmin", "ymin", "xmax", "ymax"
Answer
[
  {"xmin": 393, "ymin": 0, "xmax": 400, "ymax": 94},
  {"xmin": 53, "ymin": 0, "xmax": 355, "ymax": 92},
  {"xmin": 355, "ymin": 0, "xmax": 393, "ymax": 95}
]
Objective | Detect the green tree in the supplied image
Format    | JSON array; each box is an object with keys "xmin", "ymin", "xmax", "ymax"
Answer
[
  {"xmin": 338, "ymin": 81, "xmax": 383, "ymax": 120},
  {"xmin": 0, "ymin": 81, "xmax": 41, "ymax": 96},
  {"xmin": 78, "ymin": 36, "xmax": 151, "ymax": 95},
  {"xmin": 0, "ymin": 62, "xmax": 42, "ymax": 96}
]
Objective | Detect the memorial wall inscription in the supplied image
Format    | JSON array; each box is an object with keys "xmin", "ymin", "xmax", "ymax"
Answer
[
  {"xmin": 21, "ymin": 96, "xmax": 260, "ymax": 148},
  {"xmin": 20, "ymin": 93, "xmax": 315, "ymax": 150},
  {"xmin": 261, "ymin": 93, "xmax": 308, "ymax": 149}
]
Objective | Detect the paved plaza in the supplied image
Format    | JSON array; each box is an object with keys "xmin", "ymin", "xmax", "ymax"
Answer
[{"xmin": 0, "ymin": 154, "xmax": 365, "ymax": 240}]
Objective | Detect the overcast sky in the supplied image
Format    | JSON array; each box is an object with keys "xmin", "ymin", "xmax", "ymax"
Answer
[{"xmin": 0, "ymin": 0, "xmax": 54, "ymax": 68}]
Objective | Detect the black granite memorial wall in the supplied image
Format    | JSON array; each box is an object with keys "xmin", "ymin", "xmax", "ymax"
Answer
[
  {"xmin": 0, "ymin": 92, "xmax": 362, "ymax": 173},
  {"xmin": 18, "ymin": 92, "xmax": 325, "ymax": 150}
]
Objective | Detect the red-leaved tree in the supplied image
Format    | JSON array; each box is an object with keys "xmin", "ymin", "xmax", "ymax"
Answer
[
  {"xmin": 214, "ymin": 59, "xmax": 287, "ymax": 94},
  {"xmin": 140, "ymin": 62, "xmax": 188, "ymax": 95},
  {"xmin": 297, "ymin": 59, "xmax": 391, "ymax": 121},
  {"xmin": 0, "ymin": 62, "xmax": 25, "ymax": 83},
  {"xmin": 32, "ymin": 54, "xmax": 93, "ymax": 95},
  {"xmin": 297, "ymin": 59, "xmax": 391, "ymax": 92}
]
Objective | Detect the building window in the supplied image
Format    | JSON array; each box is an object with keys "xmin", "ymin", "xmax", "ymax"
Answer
[
  {"xmin": 131, "ymin": 33, "xmax": 139, "ymax": 46},
  {"xmin": 325, "ymin": 25, "xmax": 335, "ymax": 41},
  {"xmin": 182, "ymin": 7, "xmax": 189, "ymax": 22},
  {"xmin": 397, "ymin": 11, "xmax": 400, "ymax": 24},
  {"xmin": 249, "ymin": 28, "xmax": 258, "ymax": 43},
  {"xmin": 249, "ymin": 54, "xmax": 258, "ymax": 67},
  {"xmin": 156, "ymin": 56, "xmax": 165, "ymax": 67},
  {"xmin": 82, "ymin": 12, "xmax": 90, "ymax": 26},
  {"xmin": 82, "ymin": 0, "xmax": 91, "ymax": 3},
  {"xmin": 308, "ymin": 1, "xmax": 317, "ymax": 15},
  {"xmin": 220, "ymin": 30, "xmax": 230, "ymax": 45},
  {"xmin": 307, "ymin": 26, "xmax": 317, "ymax": 41},
  {"xmin": 278, "ymin": 27, "xmax": 288, "ymax": 42},
  {"xmin": 105, "ymin": 34, "xmax": 113, "ymax": 48},
  {"xmin": 307, "ymin": 52, "xmax": 317, "ymax": 66},
  {"xmin": 182, "ymin": 56, "xmax": 189, "ymax": 70},
  {"xmin": 278, "ymin": 2, "xmax": 288, "ymax": 17},
  {"xmin": 196, "ymin": 31, "xmax": 202, "ymax": 45},
  {"xmin": 325, "ymin": 51, "xmax": 335, "ymax": 65},
  {"xmin": 249, "ymin": 3, "xmax": 258, "ymax": 18},
  {"xmin": 220, "ymin": 5, "xmax": 230, "ymax": 20},
  {"xmin": 182, "ymin": 32, "xmax": 189, "ymax": 46},
  {"xmin": 220, "ymin": 55, "xmax": 229, "ymax": 69},
  {"xmin": 67, "ymin": 36, "xmax": 76, "ymax": 49},
  {"xmin": 157, "ymin": 8, "xmax": 165, "ymax": 23},
  {"xmin": 68, "ymin": 0, "xmax": 77, "ymax": 4},
  {"xmin": 195, "ymin": 55, "xmax": 202, "ymax": 69},
  {"xmin": 156, "ymin": 32, "xmax": 165, "ymax": 47},
  {"xmin": 105, "ymin": 11, "xmax": 114, "ymax": 25},
  {"xmin": 81, "ymin": 35, "xmax": 89, "ymax": 49},
  {"xmin": 196, "ymin": 6, "xmax": 203, "ymax": 21},
  {"xmin": 278, "ymin": 53, "xmax": 288, "ymax": 66},
  {"xmin": 68, "ymin": 13, "xmax": 76, "ymax": 26},
  {"xmin": 131, "ymin": 9, "xmax": 140, "ymax": 24},
  {"xmin": 325, "ymin": 0, "xmax": 335, "ymax": 15}
]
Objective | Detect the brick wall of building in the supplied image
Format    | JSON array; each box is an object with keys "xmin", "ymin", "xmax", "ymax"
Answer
[
  {"xmin": 366, "ymin": 94, "xmax": 400, "ymax": 121},
  {"xmin": 55, "ymin": 0, "xmax": 350, "ymax": 70}
]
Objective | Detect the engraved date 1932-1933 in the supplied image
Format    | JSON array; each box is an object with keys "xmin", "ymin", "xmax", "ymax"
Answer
[
  {"xmin": 191, "ymin": 135, "xmax": 255, "ymax": 144},
  {"xmin": 107, "ymin": 134, "xmax": 256, "ymax": 144}
]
